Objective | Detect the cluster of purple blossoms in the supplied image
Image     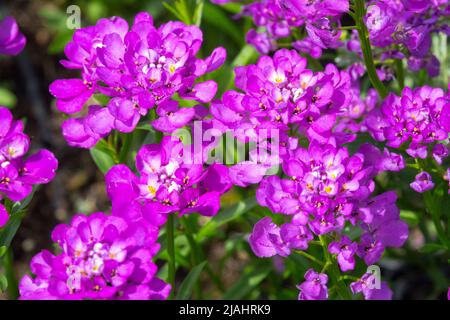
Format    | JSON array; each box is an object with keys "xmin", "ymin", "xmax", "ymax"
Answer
[
  {"xmin": 364, "ymin": 0, "xmax": 449, "ymax": 76},
  {"xmin": 295, "ymin": 267, "xmax": 393, "ymax": 300},
  {"xmin": 19, "ymin": 212, "xmax": 170, "ymax": 300},
  {"xmin": 0, "ymin": 107, "xmax": 58, "ymax": 227},
  {"xmin": 250, "ymin": 142, "xmax": 408, "ymax": 258},
  {"xmin": 49, "ymin": 12, "xmax": 226, "ymax": 148},
  {"xmin": 105, "ymin": 136, "xmax": 232, "ymax": 226},
  {"xmin": 366, "ymin": 86, "xmax": 449, "ymax": 158},
  {"xmin": 212, "ymin": 0, "xmax": 348, "ymax": 57},
  {"xmin": 212, "ymin": 49, "xmax": 354, "ymax": 142},
  {"xmin": 0, "ymin": 16, "xmax": 26, "ymax": 56}
]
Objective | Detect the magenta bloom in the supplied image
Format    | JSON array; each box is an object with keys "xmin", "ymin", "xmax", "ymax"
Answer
[
  {"xmin": 0, "ymin": 16, "xmax": 26, "ymax": 56},
  {"xmin": 50, "ymin": 12, "xmax": 226, "ymax": 148},
  {"xmin": 328, "ymin": 236, "xmax": 357, "ymax": 272},
  {"xmin": 366, "ymin": 86, "xmax": 449, "ymax": 156},
  {"xmin": 0, "ymin": 107, "xmax": 58, "ymax": 227},
  {"xmin": 19, "ymin": 212, "xmax": 170, "ymax": 300},
  {"xmin": 297, "ymin": 269, "xmax": 329, "ymax": 300},
  {"xmin": 211, "ymin": 50, "xmax": 352, "ymax": 145},
  {"xmin": 410, "ymin": 171, "xmax": 435, "ymax": 193},
  {"xmin": 106, "ymin": 136, "xmax": 232, "ymax": 225},
  {"xmin": 350, "ymin": 272, "xmax": 393, "ymax": 300},
  {"xmin": 220, "ymin": 0, "xmax": 348, "ymax": 55},
  {"xmin": 365, "ymin": 0, "xmax": 448, "ymax": 76}
]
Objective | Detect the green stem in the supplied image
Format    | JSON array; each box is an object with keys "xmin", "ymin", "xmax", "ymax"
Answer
[
  {"xmin": 319, "ymin": 236, "xmax": 352, "ymax": 300},
  {"xmin": 395, "ymin": 59, "xmax": 405, "ymax": 91},
  {"xmin": 166, "ymin": 214, "xmax": 176, "ymax": 299},
  {"xmin": 4, "ymin": 248, "xmax": 19, "ymax": 300},
  {"xmin": 423, "ymin": 191, "xmax": 449, "ymax": 249},
  {"xmin": 118, "ymin": 133, "xmax": 132, "ymax": 164},
  {"xmin": 180, "ymin": 217, "xmax": 224, "ymax": 293},
  {"xmin": 294, "ymin": 250, "xmax": 325, "ymax": 267},
  {"xmin": 353, "ymin": 0, "xmax": 388, "ymax": 99}
]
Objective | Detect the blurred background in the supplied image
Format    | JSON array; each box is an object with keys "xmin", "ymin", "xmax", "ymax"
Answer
[{"xmin": 0, "ymin": 0, "xmax": 448, "ymax": 300}]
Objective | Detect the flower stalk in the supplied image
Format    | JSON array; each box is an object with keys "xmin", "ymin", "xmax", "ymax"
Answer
[
  {"xmin": 166, "ymin": 213, "xmax": 176, "ymax": 299},
  {"xmin": 353, "ymin": 0, "xmax": 389, "ymax": 99}
]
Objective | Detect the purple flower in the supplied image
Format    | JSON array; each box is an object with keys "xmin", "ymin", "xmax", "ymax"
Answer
[
  {"xmin": 19, "ymin": 212, "xmax": 170, "ymax": 300},
  {"xmin": 366, "ymin": 86, "xmax": 449, "ymax": 154},
  {"xmin": 50, "ymin": 13, "xmax": 226, "ymax": 148},
  {"xmin": 211, "ymin": 49, "xmax": 352, "ymax": 145},
  {"xmin": 0, "ymin": 203, "xmax": 8, "ymax": 228},
  {"xmin": 106, "ymin": 136, "xmax": 232, "ymax": 225},
  {"xmin": 432, "ymin": 143, "xmax": 448, "ymax": 165},
  {"xmin": 328, "ymin": 236, "xmax": 357, "ymax": 272},
  {"xmin": 297, "ymin": 269, "xmax": 328, "ymax": 300},
  {"xmin": 350, "ymin": 272, "xmax": 393, "ymax": 300},
  {"xmin": 0, "ymin": 107, "xmax": 58, "ymax": 227},
  {"xmin": 214, "ymin": 0, "xmax": 348, "ymax": 56},
  {"xmin": 410, "ymin": 171, "xmax": 435, "ymax": 193},
  {"xmin": 364, "ymin": 0, "xmax": 448, "ymax": 75},
  {"xmin": 357, "ymin": 192, "xmax": 408, "ymax": 264},
  {"xmin": 0, "ymin": 16, "xmax": 26, "ymax": 56},
  {"xmin": 249, "ymin": 217, "xmax": 290, "ymax": 258}
]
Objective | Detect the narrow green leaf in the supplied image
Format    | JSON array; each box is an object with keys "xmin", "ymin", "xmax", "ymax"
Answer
[
  {"xmin": 203, "ymin": 3, "xmax": 243, "ymax": 45},
  {"xmin": 222, "ymin": 263, "xmax": 271, "ymax": 300},
  {"xmin": 0, "ymin": 274, "xmax": 7, "ymax": 293},
  {"xmin": 400, "ymin": 210, "xmax": 420, "ymax": 227},
  {"xmin": 177, "ymin": 261, "xmax": 207, "ymax": 300},
  {"xmin": 420, "ymin": 243, "xmax": 447, "ymax": 253},
  {"xmin": 0, "ymin": 210, "xmax": 26, "ymax": 248},
  {"xmin": 193, "ymin": 0, "xmax": 205, "ymax": 26},
  {"xmin": 89, "ymin": 140, "xmax": 118, "ymax": 174},
  {"xmin": 0, "ymin": 246, "xmax": 7, "ymax": 258},
  {"xmin": 0, "ymin": 88, "xmax": 17, "ymax": 109},
  {"xmin": 197, "ymin": 198, "xmax": 257, "ymax": 241}
]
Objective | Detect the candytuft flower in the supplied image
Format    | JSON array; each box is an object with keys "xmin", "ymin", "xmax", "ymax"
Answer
[
  {"xmin": 50, "ymin": 12, "xmax": 226, "ymax": 148},
  {"xmin": 0, "ymin": 107, "xmax": 58, "ymax": 227},
  {"xmin": 106, "ymin": 136, "xmax": 232, "ymax": 225},
  {"xmin": 0, "ymin": 16, "xmax": 26, "ymax": 56},
  {"xmin": 410, "ymin": 171, "xmax": 435, "ymax": 193},
  {"xmin": 297, "ymin": 269, "xmax": 329, "ymax": 300},
  {"xmin": 19, "ymin": 212, "xmax": 170, "ymax": 300}
]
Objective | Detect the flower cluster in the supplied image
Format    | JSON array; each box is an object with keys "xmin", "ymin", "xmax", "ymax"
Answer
[
  {"xmin": 250, "ymin": 141, "xmax": 408, "ymax": 267},
  {"xmin": 212, "ymin": 0, "xmax": 348, "ymax": 56},
  {"xmin": 106, "ymin": 136, "xmax": 232, "ymax": 225},
  {"xmin": 0, "ymin": 107, "xmax": 58, "ymax": 227},
  {"xmin": 50, "ymin": 12, "xmax": 226, "ymax": 148},
  {"xmin": 364, "ymin": 0, "xmax": 449, "ymax": 76},
  {"xmin": 212, "ymin": 49, "xmax": 353, "ymax": 143},
  {"xmin": 19, "ymin": 212, "xmax": 170, "ymax": 300},
  {"xmin": 0, "ymin": 16, "xmax": 26, "ymax": 56},
  {"xmin": 365, "ymin": 86, "xmax": 449, "ymax": 158}
]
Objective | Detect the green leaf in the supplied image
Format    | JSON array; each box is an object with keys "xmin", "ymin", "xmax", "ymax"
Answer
[
  {"xmin": 400, "ymin": 210, "xmax": 420, "ymax": 227},
  {"xmin": 231, "ymin": 44, "xmax": 258, "ymax": 67},
  {"xmin": 0, "ymin": 88, "xmax": 17, "ymax": 109},
  {"xmin": 197, "ymin": 198, "xmax": 257, "ymax": 241},
  {"xmin": 0, "ymin": 210, "xmax": 26, "ymax": 248},
  {"xmin": 203, "ymin": 3, "xmax": 243, "ymax": 45},
  {"xmin": 222, "ymin": 263, "xmax": 272, "ymax": 299},
  {"xmin": 0, "ymin": 274, "xmax": 7, "ymax": 293},
  {"xmin": 48, "ymin": 30, "xmax": 74, "ymax": 54},
  {"xmin": 0, "ymin": 246, "xmax": 7, "ymax": 258},
  {"xmin": 192, "ymin": 0, "xmax": 205, "ymax": 26},
  {"xmin": 89, "ymin": 139, "xmax": 118, "ymax": 174},
  {"xmin": 177, "ymin": 261, "xmax": 207, "ymax": 300},
  {"xmin": 420, "ymin": 243, "xmax": 447, "ymax": 253},
  {"xmin": 92, "ymin": 94, "xmax": 111, "ymax": 106}
]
